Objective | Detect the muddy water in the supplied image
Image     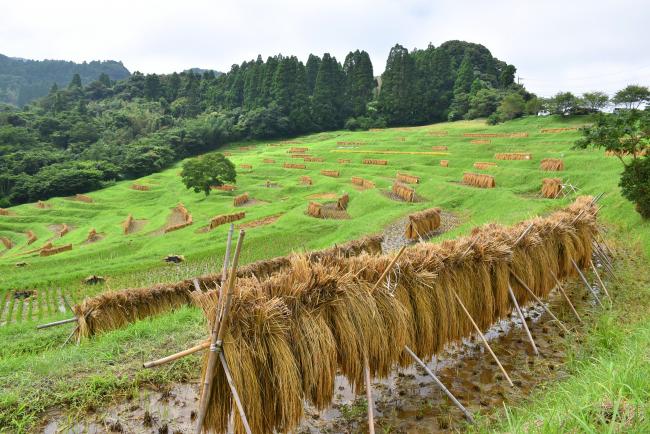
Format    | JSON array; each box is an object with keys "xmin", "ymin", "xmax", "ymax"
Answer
[{"xmin": 41, "ymin": 287, "xmax": 588, "ymax": 434}]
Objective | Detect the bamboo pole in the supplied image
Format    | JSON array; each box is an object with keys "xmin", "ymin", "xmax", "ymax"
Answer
[
  {"xmin": 61, "ymin": 324, "xmax": 79, "ymax": 347},
  {"xmin": 507, "ymin": 283, "xmax": 539, "ymax": 356},
  {"xmin": 550, "ymin": 272, "xmax": 582, "ymax": 323},
  {"xmin": 513, "ymin": 222, "xmax": 534, "ymax": 245},
  {"xmin": 192, "ymin": 278, "xmax": 201, "ymax": 292},
  {"xmin": 371, "ymin": 245, "xmax": 407, "ymax": 291},
  {"xmin": 570, "ymin": 259, "xmax": 604, "ymax": 308},
  {"xmin": 404, "ymin": 346, "xmax": 474, "ymax": 423},
  {"xmin": 195, "ymin": 230, "xmax": 245, "ymax": 434},
  {"xmin": 590, "ymin": 260, "xmax": 612, "ymax": 301},
  {"xmin": 363, "ymin": 353, "xmax": 375, "ymax": 434},
  {"xmin": 143, "ymin": 340, "xmax": 210, "ymax": 368},
  {"xmin": 37, "ymin": 316, "xmax": 77, "ymax": 329},
  {"xmin": 511, "ymin": 273, "xmax": 570, "ymax": 334},
  {"xmin": 452, "ymin": 290, "xmax": 514, "ymax": 387},
  {"xmin": 219, "ymin": 352, "xmax": 252, "ymax": 434}
]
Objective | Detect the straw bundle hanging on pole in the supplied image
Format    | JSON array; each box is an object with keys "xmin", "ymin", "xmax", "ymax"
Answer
[
  {"xmin": 0, "ymin": 208, "xmax": 10, "ymax": 216},
  {"xmin": 405, "ymin": 208, "xmax": 441, "ymax": 240},
  {"xmin": 210, "ymin": 212, "xmax": 246, "ymax": 229},
  {"xmin": 165, "ymin": 203, "xmax": 194, "ymax": 233},
  {"xmin": 320, "ymin": 170, "xmax": 340, "ymax": 178},
  {"xmin": 392, "ymin": 182, "xmax": 415, "ymax": 202},
  {"xmin": 58, "ymin": 224, "xmax": 70, "ymax": 237},
  {"xmin": 211, "ymin": 184, "xmax": 236, "ymax": 191},
  {"xmin": 336, "ymin": 193, "xmax": 350, "ymax": 211},
  {"xmin": 284, "ymin": 163, "xmax": 307, "ymax": 169},
  {"xmin": 233, "ymin": 193, "xmax": 250, "ymax": 207},
  {"xmin": 75, "ymin": 194, "xmax": 93, "ymax": 203},
  {"xmin": 473, "ymin": 162, "xmax": 497, "ymax": 170},
  {"xmin": 462, "ymin": 172, "xmax": 496, "ymax": 188},
  {"xmin": 131, "ymin": 184, "xmax": 150, "ymax": 191},
  {"xmin": 541, "ymin": 127, "xmax": 578, "ymax": 133},
  {"xmin": 239, "ymin": 164, "xmax": 252, "ymax": 170},
  {"xmin": 299, "ymin": 176, "xmax": 313, "ymax": 185},
  {"xmin": 26, "ymin": 230, "xmax": 37, "ymax": 245},
  {"xmin": 307, "ymin": 202, "xmax": 323, "ymax": 218},
  {"xmin": 122, "ymin": 214, "xmax": 134, "ymax": 235},
  {"xmin": 540, "ymin": 158, "xmax": 565, "ymax": 171},
  {"xmin": 337, "ymin": 159, "xmax": 351, "ymax": 164},
  {"xmin": 440, "ymin": 160, "xmax": 449, "ymax": 167},
  {"xmin": 0, "ymin": 236, "xmax": 12, "ymax": 249},
  {"xmin": 263, "ymin": 158, "xmax": 275, "ymax": 164},
  {"xmin": 363, "ymin": 159, "xmax": 388, "ymax": 166},
  {"xmin": 289, "ymin": 147, "xmax": 309, "ymax": 153},
  {"xmin": 427, "ymin": 131, "xmax": 448, "ymax": 136},
  {"xmin": 305, "ymin": 157, "xmax": 325, "ymax": 162},
  {"xmin": 40, "ymin": 244, "xmax": 72, "ymax": 256},
  {"xmin": 396, "ymin": 173, "xmax": 420, "ymax": 184},
  {"xmin": 291, "ymin": 154, "xmax": 311, "ymax": 159},
  {"xmin": 431, "ymin": 145, "xmax": 448, "ymax": 151},
  {"xmin": 351, "ymin": 177, "xmax": 375, "ymax": 189},
  {"xmin": 541, "ymin": 178, "xmax": 563, "ymax": 198},
  {"xmin": 495, "ymin": 153, "xmax": 532, "ymax": 160}
]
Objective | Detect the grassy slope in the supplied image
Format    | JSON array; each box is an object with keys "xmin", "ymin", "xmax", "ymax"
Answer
[{"xmin": 1, "ymin": 115, "xmax": 649, "ymax": 432}]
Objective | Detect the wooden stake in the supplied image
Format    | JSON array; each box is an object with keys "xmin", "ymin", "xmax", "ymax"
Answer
[
  {"xmin": 192, "ymin": 278, "xmax": 201, "ymax": 292},
  {"xmin": 511, "ymin": 273, "xmax": 570, "ymax": 334},
  {"xmin": 452, "ymin": 290, "xmax": 514, "ymax": 387},
  {"xmin": 143, "ymin": 340, "xmax": 210, "ymax": 368},
  {"xmin": 371, "ymin": 245, "xmax": 407, "ymax": 291},
  {"xmin": 404, "ymin": 346, "xmax": 474, "ymax": 423},
  {"xmin": 61, "ymin": 324, "xmax": 79, "ymax": 347},
  {"xmin": 219, "ymin": 352, "xmax": 252, "ymax": 434},
  {"xmin": 550, "ymin": 272, "xmax": 582, "ymax": 323},
  {"xmin": 513, "ymin": 222, "xmax": 534, "ymax": 245},
  {"xmin": 590, "ymin": 260, "xmax": 612, "ymax": 301},
  {"xmin": 571, "ymin": 259, "xmax": 604, "ymax": 308},
  {"xmin": 363, "ymin": 353, "xmax": 375, "ymax": 434},
  {"xmin": 195, "ymin": 230, "xmax": 245, "ymax": 434},
  {"xmin": 37, "ymin": 316, "xmax": 77, "ymax": 329},
  {"xmin": 507, "ymin": 283, "xmax": 539, "ymax": 356}
]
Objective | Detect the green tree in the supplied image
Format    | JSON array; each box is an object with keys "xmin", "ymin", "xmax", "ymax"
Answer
[
  {"xmin": 312, "ymin": 53, "xmax": 346, "ymax": 130},
  {"xmin": 581, "ymin": 91, "xmax": 609, "ymax": 112},
  {"xmin": 98, "ymin": 73, "xmax": 112, "ymax": 87},
  {"xmin": 525, "ymin": 97, "xmax": 542, "ymax": 115},
  {"xmin": 144, "ymin": 74, "xmax": 162, "ymax": 100},
  {"xmin": 496, "ymin": 92, "xmax": 526, "ymax": 120},
  {"xmin": 305, "ymin": 54, "xmax": 321, "ymax": 95},
  {"xmin": 576, "ymin": 109, "xmax": 650, "ymax": 217},
  {"xmin": 548, "ymin": 92, "xmax": 579, "ymax": 115},
  {"xmin": 377, "ymin": 44, "xmax": 417, "ymax": 125},
  {"xmin": 343, "ymin": 50, "xmax": 375, "ymax": 117},
  {"xmin": 466, "ymin": 88, "xmax": 500, "ymax": 119},
  {"xmin": 69, "ymin": 73, "xmax": 82, "ymax": 88},
  {"xmin": 180, "ymin": 153, "xmax": 236, "ymax": 196},
  {"xmin": 612, "ymin": 85, "xmax": 650, "ymax": 109}
]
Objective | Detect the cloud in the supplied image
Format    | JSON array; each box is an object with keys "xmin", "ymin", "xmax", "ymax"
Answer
[{"xmin": 1, "ymin": 0, "xmax": 647, "ymax": 96}]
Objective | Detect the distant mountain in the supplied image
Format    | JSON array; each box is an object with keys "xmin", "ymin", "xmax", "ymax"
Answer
[
  {"xmin": 0, "ymin": 54, "xmax": 130, "ymax": 106},
  {"xmin": 183, "ymin": 67, "xmax": 223, "ymax": 77}
]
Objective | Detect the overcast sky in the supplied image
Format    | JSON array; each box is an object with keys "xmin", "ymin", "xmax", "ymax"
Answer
[{"xmin": 2, "ymin": 0, "xmax": 648, "ymax": 97}]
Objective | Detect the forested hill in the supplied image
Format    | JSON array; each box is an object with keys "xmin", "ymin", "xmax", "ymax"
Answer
[
  {"xmin": 0, "ymin": 54, "xmax": 130, "ymax": 106},
  {"xmin": 0, "ymin": 40, "xmax": 536, "ymax": 207}
]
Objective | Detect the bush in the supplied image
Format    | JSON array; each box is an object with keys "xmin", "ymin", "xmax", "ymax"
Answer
[{"xmin": 620, "ymin": 156, "xmax": 650, "ymax": 218}]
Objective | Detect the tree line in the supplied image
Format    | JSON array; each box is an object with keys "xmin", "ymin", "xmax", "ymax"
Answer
[{"xmin": 1, "ymin": 40, "xmax": 525, "ymax": 206}]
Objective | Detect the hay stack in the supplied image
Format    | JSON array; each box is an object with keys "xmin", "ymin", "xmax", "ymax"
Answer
[
  {"xmin": 164, "ymin": 203, "xmax": 193, "ymax": 233},
  {"xmin": 307, "ymin": 202, "xmax": 322, "ymax": 218},
  {"xmin": 405, "ymin": 208, "xmax": 441, "ymax": 240},
  {"xmin": 396, "ymin": 172, "xmax": 420, "ymax": 184},
  {"xmin": 75, "ymin": 194, "xmax": 93, "ymax": 203},
  {"xmin": 392, "ymin": 182, "xmax": 415, "ymax": 202},
  {"xmin": 363, "ymin": 159, "xmax": 388, "ymax": 166},
  {"xmin": 122, "ymin": 214, "xmax": 134, "ymax": 235},
  {"xmin": 473, "ymin": 162, "xmax": 497, "ymax": 170},
  {"xmin": 233, "ymin": 193, "xmax": 250, "ymax": 207},
  {"xmin": 0, "ymin": 208, "xmax": 10, "ymax": 216},
  {"xmin": 194, "ymin": 197, "xmax": 598, "ymax": 434},
  {"xmin": 464, "ymin": 132, "xmax": 528, "ymax": 138},
  {"xmin": 131, "ymin": 184, "xmax": 150, "ymax": 191},
  {"xmin": 541, "ymin": 127, "xmax": 577, "ymax": 133},
  {"xmin": 431, "ymin": 145, "xmax": 448, "ymax": 151},
  {"xmin": 440, "ymin": 160, "xmax": 449, "ymax": 167},
  {"xmin": 351, "ymin": 177, "xmax": 375, "ymax": 189},
  {"xmin": 26, "ymin": 230, "xmax": 37, "ymax": 245},
  {"xmin": 289, "ymin": 147, "xmax": 309, "ymax": 153},
  {"xmin": 470, "ymin": 139, "xmax": 491, "ymax": 144},
  {"xmin": 263, "ymin": 159, "xmax": 276, "ymax": 164},
  {"xmin": 291, "ymin": 154, "xmax": 311, "ymax": 159},
  {"xmin": 495, "ymin": 153, "xmax": 532, "ymax": 160},
  {"xmin": 0, "ymin": 236, "xmax": 12, "ymax": 249},
  {"xmin": 86, "ymin": 228, "xmax": 101, "ymax": 242},
  {"xmin": 58, "ymin": 224, "xmax": 70, "ymax": 237},
  {"xmin": 540, "ymin": 158, "xmax": 564, "ymax": 171},
  {"xmin": 463, "ymin": 172, "xmax": 496, "ymax": 188},
  {"xmin": 300, "ymin": 176, "xmax": 313, "ymax": 185},
  {"xmin": 240, "ymin": 164, "xmax": 252, "ymax": 170},
  {"xmin": 40, "ymin": 244, "xmax": 72, "ymax": 256},
  {"xmin": 428, "ymin": 131, "xmax": 448, "ymax": 136},
  {"xmin": 336, "ymin": 193, "xmax": 349, "ymax": 210},
  {"xmin": 210, "ymin": 212, "xmax": 246, "ymax": 229},
  {"xmin": 305, "ymin": 157, "xmax": 325, "ymax": 162},
  {"xmin": 320, "ymin": 170, "xmax": 340, "ymax": 178},
  {"xmin": 284, "ymin": 163, "xmax": 306, "ymax": 169},
  {"xmin": 337, "ymin": 159, "xmax": 351, "ymax": 164},
  {"xmin": 541, "ymin": 178, "xmax": 563, "ymax": 198},
  {"xmin": 35, "ymin": 201, "xmax": 48, "ymax": 209},
  {"xmin": 211, "ymin": 184, "xmax": 236, "ymax": 191}
]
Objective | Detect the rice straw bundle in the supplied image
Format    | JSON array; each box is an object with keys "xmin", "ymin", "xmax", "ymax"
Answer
[
  {"xmin": 396, "ymin": 172, "xmax": 420, "ymax": 184},
  {"xmin": 263, "ymin": 159, "xmax": 276, "ymax": 164},
  {"xmin": 210, "ymin": 212, "xmax": 246, "ymax": 229},
  {"xmin": 306, "ymin": 202, "xmax": 323, "ymax": 218},
  {"xmin": 284, "ymin": 163, "xmax": 306, "ymax": 169},
  {"xmin": 122, "ymin": 214, "xmax": 134, "ymax": 235},
  {"xmin": 291, "ymin": 154, "xmax": 311, "ymax": 159},
  {"xmin": 495, "ymin": 153, "xmax": 531, "ymax": 160},
  {"xmin": 26, "ymin": 230, "xmax": 37, "ymax": 245},
  {"xmin": 605, "ymin": 149, "xmax": 647, "ymax": 157},
  {"xmin": 392, "ymin": 182, "xmax": 415, "ymax": 202},
  {"xmin": 337, "ymin": 141, "xmax": 366, "ymax": 145},
  {"xmin": 440, "ymin": 160, "xmax": 449, "ymax": 167},
  {"xmin": 223, "ymin": 152, "xmax": 233, "ymax": 156},
  {"xmin": 240, "ymin": 164, "xmax": 252, "ymax": 170},
  {"xmin": 336, "ymin": 193, "xmax": 349, "ymax": 210},
  {"xmin": 431, "ymin": 145, "xmax": 448, "ymax": 151},
  {"xmin": 337, "ymin": 159, "xmax": 351, "ymax": 163},
  {"xmin": 300, "ymin": 176, "xmax": 313, "ymax": 185},
  {"xmin": 40, "ymin": 244, "xmax": 72, "ymax": 256},
  {"xmin": 405, "ymin": 208, "xmax": 441, "ymax": 240},
  {"xmin": 462, "ymin": 172, "xmax": 496, "ymax": 188},
  {"xmin": 35, "ymin": 201, "xmax": 49, "ymax": 209},
  {"xmin": 211, "ymin": 184, "xmax": 236, "ymax": 191},
  {"xmin": 0, "ymin": 236, "xmax": 12, "ymax": 249},
  {"xmin": 0, "ymin": 208, "xmax": 10, "ymax": 216},
  {"xmin": 320, "ymin": 170, "xmax": 340, "ymax": 178},
  {"xmin": 540, "ymin": 158, "xmax": 564, "ymax": 171},
  {"xmin": 131, "ymin": 184, "xmax": 150, "ymax": 191},
  {"xmin": 541, "ymin": 178, "xmax": 563, "ymax": 198},
  {"xmin": 427, "ymin": 131, "xmax": 448, "ymax": 136},
  {"xmin": 540, "ymin": 127, "xmax": 578, "ymax": 133},
  {"xmin": 164, "ymin": 203, "xmax": 193, "ymax": 233},
  {"xmin": 303, "ymin": 157, "xmax": 323, "ymax": 162},
  {"xmin": 58, "ymin": 224, "xmax": 70, "ymax": 237},
  {"xmin": 363, "ymin": 159, "xmax": 388, "ymax": 166},
  {"xmin": 86, "ymin": 229, "xmax": 98, "ymax": 242},
  {"xmin": 233, "ymin": 193, "xmax": 250, "ymax": 207},
  {"xmin": 75, "ymin": 194, "xmax": 93, "ymax": 203},
  {"xmin": 473, "ymin": 162, "xmax": 497, "ymax": 170},
  {"xmin": 470, "ymin": 139, "xmax": 490, "ymax": 144},
  {"xmin": 463, "ymin": 132, "xmax": 528, "ymax": 138},
  {"xmin": 239, "ymin": 146, "xmax": 255, "ymax": 151},
  {"xmin": 351, "ymin": 177, "xmax": 375, "ymax": 189},
  {"xmin": 289, "ymin": 147, "xmax": 309, "ymax": 153}
]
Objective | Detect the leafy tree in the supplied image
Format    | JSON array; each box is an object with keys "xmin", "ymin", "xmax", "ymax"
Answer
[
  {"xmin": 576, "ymin": 109, "xmax": 650, "ymax": 217},
  {"xmin": 525, "ymin": 97, "xmax": 542, "ymax": 115},
  {"xmin": 548, "ymin": 92, "xmax": 579, "ymax": 115},
  {"xmin": 581, "ymin": 91, "xmax": 609, "ymax": 112},
  {"xmin": 466, "ymin": 88, "xmax": 500, "ymax": 119},
  {"xmin": 144, "ymin": 74, "xmax": 162, "ymax": 100},
  {"xmin": 499, "ymin": 64, "xmax": 516, "ymax": 87},
  {"xmin": 612, "ymin": 85, "xmax": 650, "ymax": 109},
  {"xmin": 180, "ymin": 153, "xmax": 236, "ymax": 196},
  {"xmin": 377, "ymin": 44, "xmax": 417, "ymax": 125},
  {"xmin": 69, "ymin": 73, "xmax": 82, "ymax": 88},
  {"xmin": 305, "ymin": 54, "xmax": 321, "ymax": 95},
  {"xmin": 120, "ymin": 139, "xmax": 175, "ymax": 178},
  {"xmin": 496, "ymin": 92, "xmax": 526, "ymax": 120},
  {"xmin": 312, "ymin": 53, "xmax": 346, "ymax": 130},
  {"xmin": 343, "ymin": 50, "xmax": 375, "ymax": 117}
]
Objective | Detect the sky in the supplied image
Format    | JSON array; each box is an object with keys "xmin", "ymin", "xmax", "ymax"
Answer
[{"xmin": 1, "ymin": 0, "xmax": 649, "ymax": 97}]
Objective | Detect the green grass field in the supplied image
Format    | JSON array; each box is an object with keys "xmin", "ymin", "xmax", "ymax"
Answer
[{"xmin": 1, "ymin": 115, "xmax": 649, "ymax": 432}]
